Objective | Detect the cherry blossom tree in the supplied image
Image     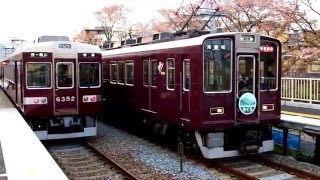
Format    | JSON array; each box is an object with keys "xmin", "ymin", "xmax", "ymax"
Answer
[
  {"xmin": 73, "ymin": 28, "xmax": 103, "ymax": 45},
  {"xmin": 131, "ymin": 20, "xmax": 176, "ymax": 37},
  {"xmin": 94, "ymin": 4, "xmax": 129, "ymax": 44},
  {"xmin": 277, "ymin": 0, "xmax": 320, "ymax": 75}
]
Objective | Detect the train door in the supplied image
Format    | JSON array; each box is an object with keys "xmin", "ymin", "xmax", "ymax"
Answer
[
  {"xmin": 0, "ymin": 63, "xmax": 3, "ymax": 86},
  {"xmin": 180, "ymin": 59, "xmax": 190, "ymax": 121},
  {"xmin": 235, "ymin": 55, "xmax": 259, "ymax": 122},
  {"xmin": 141, "ymin": 58, "xmax": 157, "ymax": 114},
  {"xmin": 54, "ymin": 59, "xmax": 78, "ymax": 115},
  {"xmin": 141, "ymin": 59, "xmax": 150, "ymax": 112}
]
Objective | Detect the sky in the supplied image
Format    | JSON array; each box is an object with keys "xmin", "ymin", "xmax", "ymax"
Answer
[
  {"xmin": 0, "ymin": 0, "xmax": 320, "ymax": 43},
  {"xmin": 0, "ymin": 0, "xmax": 183, "ymax": 43}
]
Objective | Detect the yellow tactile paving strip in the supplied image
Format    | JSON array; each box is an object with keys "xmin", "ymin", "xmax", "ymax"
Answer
[{"xmin": 281, "ymin": 111, "xmax": 320, "ymax": 119}]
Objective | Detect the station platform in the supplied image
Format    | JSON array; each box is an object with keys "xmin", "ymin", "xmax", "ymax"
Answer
[
  {"xmin": 281, "ymin": 101, "xmax": 320, "ymax": 119},
  {"xmin": 0, "ymin": 89, "xmax": 67, "ymax": 180},
  {"xmin": 280, "ymin": 101, "xmax": 320, "ymax": 139},
  {"xmin": 281, "ymin": 101, "xmax": 320, "ymax": 130},
  {"xmin": 279, "ymin": 101, "xmax": 320, "ymax": 156}
]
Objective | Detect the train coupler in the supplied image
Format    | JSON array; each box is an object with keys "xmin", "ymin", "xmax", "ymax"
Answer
[{"xmin": 239, "ymin": 142, "xmax": 260, "ymax": 154}]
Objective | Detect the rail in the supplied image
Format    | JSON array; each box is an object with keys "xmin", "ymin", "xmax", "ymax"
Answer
[{"xmin": 281, "ymin": 77, "xmax": 320, "ymax": 104}]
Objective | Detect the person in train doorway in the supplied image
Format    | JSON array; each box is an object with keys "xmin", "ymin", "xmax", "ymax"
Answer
[
  {"xmin": 239, "ymin": 73, "xmax": 253, "ymax": 94},
  {"xmin": 238, "ymin": 74, "xmax": 247, "ymax": 91}
]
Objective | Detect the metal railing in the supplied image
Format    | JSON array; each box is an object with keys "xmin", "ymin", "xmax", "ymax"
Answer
[{"xmin": 281, "ymin": 77, "xmax": 320, "ymax": 104}]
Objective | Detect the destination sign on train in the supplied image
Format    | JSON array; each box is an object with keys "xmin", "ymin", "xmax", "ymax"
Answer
[
  {"xmin": 240, "ymin": 35, "xmax": 255, "ymax": 43},
  {"xmin": 260, "ymin": 46, "xmax": 274, "ymax": 52},
  {"xmin": 59, "ymin": 44, "xmax": 71, "ymax": 49}
]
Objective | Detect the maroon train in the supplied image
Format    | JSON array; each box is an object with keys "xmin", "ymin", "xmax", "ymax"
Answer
[
  {"xmin": 101, "ymin": 31, "xmax": 281, "ymax": 159},
  {"xmin": 0, "ymin": 36, "xmax": 102, "ymax": 140}
]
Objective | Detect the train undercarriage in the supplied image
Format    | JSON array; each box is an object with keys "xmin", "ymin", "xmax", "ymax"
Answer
[
  {"xmin": 195, "ymin": 126, "xmax": 274, "ymax": 159},
  {"xmin": 27, "ymin": 116, "xmax": 97, "ymax": 140},
  {"xmin": 143, "ymin": 118, "xmax": 274, "ymax": 159}
]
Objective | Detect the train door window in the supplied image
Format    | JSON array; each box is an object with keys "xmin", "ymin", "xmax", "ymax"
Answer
[
  {"xmin": 183, "ymin": 59, "xmax": 190, "ymax": 91},
  {"xmin": 203, "ymin": 39, "xmax": 232, "ymax": 93},
  {"xmin": 260, "ymin": 40, "xmax": 278, "ymax": 90},
  {"xmin": 143, "ymin": 60, "xmax": 149, "ymax": 86},
  {"xmin": 26, "ymin": 63, "xmax": 51, "ymax": 89},
  {"xmin": 102, "ymin": 62, "xmax": 109, "ymax": 81},
  {"xmin": 151, "ymin": 60, "xmax": 157, "ymax": 87},
  {"xmin": 125, "ymin": 61, "xmax": 134, "ymax": 85},
  {"xmin": 117, "ymin": 61, "xmax": 125, "ymax": 84},
  {"xmin": 110, "ymin": 62, "xmax": 117, "ymax": 83},
  {"xmin": 79, "ymin": 63, "xmax": 100, "ymax": 88},
  {"xmin": 56, "ymin": 62, "xmax": 73, "ymax": 88},
  {"xmin": 237, "ymin": 56, "xmax": 254, "ymax": 93},
  {"xmin": 166, "ymin": 58, "xmax": 175, "ymax": 90}
]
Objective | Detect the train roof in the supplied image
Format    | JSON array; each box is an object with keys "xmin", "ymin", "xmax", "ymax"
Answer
[
  {"xmin": 1, "ymin": 41, "xmax": 101, "ymax": 61},
  {"xmin": 102, "ymin": 32, "xmax": 278, "ymax": 56}
]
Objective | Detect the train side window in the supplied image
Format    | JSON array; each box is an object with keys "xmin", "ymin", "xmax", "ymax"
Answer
[
  {"xmin": 117, "ymin": 61, "xmax": 125, "ymax": 84},
  {"xmin": 260, "ymin": 40, "xmax": 278, "ymax": 91},
  {"xmin": 26, "ymin": 63, "xmax": 51, "ymax": 89},
  {"xmin": 110, "ymin": 62, "xmax": 117, "ymax": 83},
  {"xmin": 151, "ymin": 60, "xmax": 157, "ymax": 87},
  {"xmin": 203, "ymin": 39, "xmax": 232, "ymax": 93},
  {"xmin": 79, "ymin": 63, "xmax": 100, "ymax": 88},
  {"xmin": 125, "ymin": 61, "xmax": 134, "ymax": 85},
  {"xmin": 102, "ymin": 62, "xmax": 109, "ymax": 81},
  {"xmin": 143, "ymin": 60, "xmax": 149, "ymax": 86},
  {"xmin": 57, "ymin": 62, "xmax": 73, "ymax": 88},
  {"xmin": 167, "ymin": 58, "xmax": 175, "ymax": 90},
  {"xmin": 183, "ymin": 59, "xmax": 190, "ymax": 91}
]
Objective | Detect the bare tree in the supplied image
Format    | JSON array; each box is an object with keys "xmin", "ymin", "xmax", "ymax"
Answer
[{"xmin": 158, "ymin": 0, "xmax": 206, "ymax": 31}]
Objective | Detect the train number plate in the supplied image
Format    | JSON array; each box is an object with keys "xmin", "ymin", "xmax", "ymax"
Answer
[{"xmin": 56, "ymin": 96, "xmax": 75, "ymax": 102}]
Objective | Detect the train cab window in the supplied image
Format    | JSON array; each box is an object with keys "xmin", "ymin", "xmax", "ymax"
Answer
[
  {"xmin": 143, "ymin": 60, "xmax": 149, "ymax": 86},
  {"xmin": 167, "ymin": 58, "xmax": 175, "ymax": 90},
  {"xmin": 183, "ymin": 60, "xmax": 190, "ymax": 91},
  {"xmin": 203, "ymin": 39, "xmax": 232, "ymax": 92},
  {"xmin": 26, "ymin": 63, "xmax": 51, "ymax": 88},
  {"xmin": 260, "ymin": 40, "xmax": 278, "ymax": 90},
  {"xmin": 125, "ymin": 61, "xmax": 134, "ymax": 85},
  {"xmin": 57, "ymin": 63, "xmax": 73, "ymax": 88},
  {"xmin": 118, "ymin": 61, "xmax": 125, "ymax": 84},
  {"xmin": 79, "ymin": 63, "xmax": 100, "ymax": 88},
  {"xmin": 110, "ymin": 62, "xmax": 117, "ymax": 83},
  {"xmin": 151, "ymin": 60, "xmax": 157, "ymax": 87}
]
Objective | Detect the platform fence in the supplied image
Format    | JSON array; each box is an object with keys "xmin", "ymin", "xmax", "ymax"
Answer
[{"xmin": 281, "ymin": 77, "xmax": 320, "ymax": 104}]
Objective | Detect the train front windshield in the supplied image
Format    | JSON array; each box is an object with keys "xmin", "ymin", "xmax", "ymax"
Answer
[
  {"xmin": 79, "ymin": 63, "xmax": 100, "ymax": 87},
  {"xmin": 26, "ymin": 63, "xmax": 51, "ymax": 88},
  {"xmin": 203, "ymin": 39, "xmax": 232, "ymax": 93},
  {"xmin": 203, "ymin": 38, "xmax": 279, "ymax": 93}
]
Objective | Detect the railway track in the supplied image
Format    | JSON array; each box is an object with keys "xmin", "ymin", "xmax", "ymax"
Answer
[
  {"xmin": 47, "ymin": 141, "xmax": 139, "ymax": 180},
  {"xmin": 208, "ymin": 155, "xmax": 320, "ymax": 180}
]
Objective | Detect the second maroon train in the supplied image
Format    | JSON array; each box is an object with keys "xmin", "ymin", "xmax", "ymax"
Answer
[{"xmin": 101, "ymin": 31, "xmax": 281, "ymax": 159}]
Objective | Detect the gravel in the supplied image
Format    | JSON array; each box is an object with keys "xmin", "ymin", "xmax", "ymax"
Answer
[{"xmin": 95, "ymin": 121, "xmax": 228, "ymax": 180}]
